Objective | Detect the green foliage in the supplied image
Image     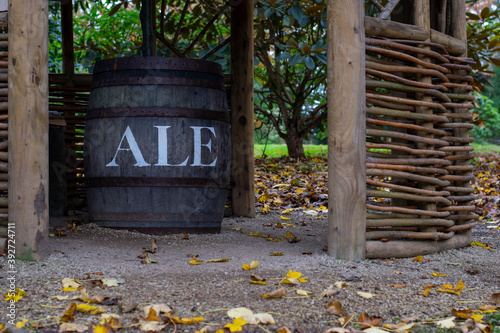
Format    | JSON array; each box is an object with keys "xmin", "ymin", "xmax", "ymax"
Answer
[
  {"xmin": 254, "ymin": 0, "xmax": 328, "ymax": 158},
  {"xmin": 49, "ymin": 2, "xmax": 63, "ymax": 73},
  {"xmin": 466, "ymin": 1, "xmax": 500, "ymax": 89},
  {"xmin": 471, "ymin": 94, "xmax": 500, "ymax": 143}
]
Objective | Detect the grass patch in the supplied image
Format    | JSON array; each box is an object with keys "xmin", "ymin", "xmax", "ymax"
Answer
[
  {"xmin": 254, "ymin": 144, "xmax": 327, "ymax": 158},
  {"xmin": 255, "ymin": 143, "xmax": 500, "ymax": 158}
]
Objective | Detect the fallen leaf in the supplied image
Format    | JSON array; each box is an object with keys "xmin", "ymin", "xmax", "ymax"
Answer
[
  {"xmin": 478, "ymin": 304, "xmax": 498, "ymax": 312},
  {"xmin": 464, "ymin": 268, "xmax": 479, "ymax": 275},
  {"xmin": 387, "ymin": 284, "xmax": 407, "ymax": 288},
  {"xmin": 277, "ymin": 327, "xmax": 293, "ymax": 333},
  {"xmin": 139, "ymin": 321, "xmax": 166, "ymax": 332},
  {"xmin": 15, "ymin": 318, "xmax": 27, "ymax": 328},
  {"xmin": 248, "ymin": 313, "xmax": 275, "ymax": 325},
  {"xmin": 100, "ymin": 278, "xmax": 125, "ymax": 287},
  {"xmin": 60, "ymin": 303, "xmax": 77, "ymax": 323},
  {"xmin": 395, "ymin": 323, "xmax": 415, "ymax": 333},
  {"xmin": 228, "ymin": 307, "xmax": 254, "ymax": 320},
  {"xmin": 358, "ymin": 313, "xmax": 383, "ymax": 329},
  {"xmin": 492, "ymin": 293, "xmax": 500, "ymax": 305},
  {"xmin": 296, "ymin": 289, "xmax": 311, "ymax": 296},
  {"xmin": 224, "ymin": 317, "xmax": 247, "ymax": 332},
  {"xmin": 249, "ymin": 232, "xmax": 265, "ymax": 237},
  {"xmin": 357, "ymin": 291, "xmax": 375, "ymax": 299},
  {"xmin": 364, "ymin": 328, "xmax": 389, "ymax": 333},
  {"xmin": 143, "ymin": 304, "xmax": 172, "ymax": 317},
  {"xmin": 168, "ymin": 316, "xmax": 204, "ymax": 324},
  {"xmin": 452, "ymin": 308, "xmax": 473, "ymax": 319},
  {"xmin": 436, "ymin": 317, "xmax": 456, "ymax": 329},
  {"xmin": 275, "ymin": 222, "xmax": 284, "ymax": 228},
  {"xmin": 280, "ymin": 215, "xmax": 292, "ymax": 220},
  {"xmin": 93, "ymin": 322, "xmax": 112, "ymax": 333},
  {"xmin": 412, "ymin": 255, "xmax": 423, "ymax": 262},
  {"xmin": 261, "ymin": 287, "xmax": 286, "ymax": 299},
  {"xmin": 335, "ymin": 281, "xmax": 347, "ymax": 288},
  {"xmin": 283, "ymin": 231, "xmax": 301, "ymax": 243},
  {"xmin": 251, "ymin": 274, "xmax": 266, "ymax": 282},
  {"xmin": 76, "ymin": 304, "xmax": 105, "ymax": 315},
  {"xmin": 58, "ymin": 323, "xmax": 88, "ymax": 333},
  {"xmin": 62, "ymin": 278, "xmax": 83, "ymax": 292},
  {"xmin": 270, "ymin": 252, "xmax": 284, "ymax": 256},
  {"xmin": 122, "ymin": 302, "xmax": 138, "ymax": 313},
  {"xmin": 418, "ymin": 285, "xmax": 436, "ymax": 297},
  {"xmin": 438, "ymin": 280, "xmax": 465, "ymax": 295},
  {"xmin": 319, "ymin": 285, "xmax": 340, "ymax": 299},
  {"xmin": 302, "ymin": 251, "xmax": 312, "ymax": 255},
  {"xmin": 189, "ymin": 257, "xmax": 203, "ymax": 265},
  {"xmin": 182, "ymin": 234, "xmax": 189, "ymax": 240},
  {"xmin": 459, "ymin": 319, "xmax": 475, "ymax": 333},
  {"xmin": 52, "ymin": 295, "xmax": 70, "ymax": 301},
  {"xmin": 326, "ymin": 301, "xmax": 346, "ymax": 316},
  {"xmin": 431, "ymin": 272, "xmax": 446, "ymax": 277},
  {"xmin": 243, "ymin": 260, "xmax": 260, "ymax": 270},
  {"xmin": 206, "ymin": 258, "xmax": 230, "ymax": 263},
  {"xmin": 303, "ymin": 210, "xmax": 318, "ymax": 216}
]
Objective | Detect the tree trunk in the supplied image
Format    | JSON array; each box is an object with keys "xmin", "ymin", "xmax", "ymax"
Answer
[{"xmin": 285, "ymin": 135, "xmax": 305, "ymax": 159}]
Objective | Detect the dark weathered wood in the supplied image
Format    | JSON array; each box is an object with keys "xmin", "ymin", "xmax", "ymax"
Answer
[
  {"xmin": 61, "ymin": 0, "xmax": 74, "ymax": 75},
  {"xmin": 327, "ymin": 0, "xmax": 366, "ymax": 260},
  {"xmin": 0, "ymin": 12, "xmax": 7, "ymax": 32},
  {"xmin": 230, "ymin": 0, "xmax": 255, "ymax": 218},
  {"xmin": 85, "ymin": 57, "xmax": 230, "ymax": 233},
  {"xmin": 364, "ymin": 16, "xmax": 429, "ymax": 40},
  {"xmin": 8, "ymin": 0, "xmax": 49, "ymax": 260}
]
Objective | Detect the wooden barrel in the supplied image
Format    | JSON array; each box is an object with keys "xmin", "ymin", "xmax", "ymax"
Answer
[{"xmin": 84, "ymin": 57, "xmax": 231, "ymax": 234}]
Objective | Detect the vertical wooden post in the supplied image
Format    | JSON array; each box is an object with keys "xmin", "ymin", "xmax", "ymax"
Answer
[
  {"xmin": 230, "ymin": 0, "xmax": 255, "ymax": 217},
  {"xmin": 413, "ymin": 0, "xmax": 436, "ymax": 233},
  {"xmin": 450, "ymin": 0, "xmax": 471, "ymax": 237},
  {"xmin": 327, "ymin": 0, "xmax": 366, "ymax": 260},
  {"xmin": 61, "ymin": 0, "xmax": 74, "ymax": 75},
  {"xmin": 8, "ymin": 0, "xmax": 49, "ymax": 260},
  {"xmin": 140, "ymin": 0, "xmax": 157, "ymax": 57}
]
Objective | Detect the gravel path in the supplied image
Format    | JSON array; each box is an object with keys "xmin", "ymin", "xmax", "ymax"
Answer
[{"xmin": 1, "ymin": 211, "xmax": 499, "ymax": 332}]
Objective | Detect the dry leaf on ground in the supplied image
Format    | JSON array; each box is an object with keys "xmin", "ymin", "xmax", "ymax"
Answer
[
  {"xmin": 358, "ymin": 313, "xmax": 383, "ymax": 329},
  {"xmin": 326, "ymin": 301, "xmax": 346, "ymax": 316},
  {"xmin": 436, "ymin": 317, "xmax": 456, "ymax": 329},
  {"xmin": 58, "ymin": 323, "xmax": 88, "ymax": 333},
  {"xmin": 242, "ymin": 260, "xmax": 260, "ymax": 270},
  {"xmin": 261, "ymin": 287, "xmax": 286, "ymax": 299}
]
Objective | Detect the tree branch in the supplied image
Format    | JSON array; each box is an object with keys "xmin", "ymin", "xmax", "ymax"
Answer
[{"xmin": 379, "ymin": 0, "xmax": 401, "ymax": 20}]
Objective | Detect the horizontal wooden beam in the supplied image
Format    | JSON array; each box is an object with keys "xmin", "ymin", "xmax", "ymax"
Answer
[
  {"xmin": 49, "ymin": 74, "xmax": 93, "ymax": 86},
  {"xmin": 364, "ymin": 16, "xmax": 466, "ymax": 56}
]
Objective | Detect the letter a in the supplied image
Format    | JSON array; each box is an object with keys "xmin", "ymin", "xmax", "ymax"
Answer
[{"xmin": 106, "ymin": 126, "xmax": 150, "ymax": 167}]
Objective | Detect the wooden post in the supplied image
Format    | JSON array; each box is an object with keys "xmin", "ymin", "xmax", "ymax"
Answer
[
  {"xmin": 61, "ymin": 0, "xmax": 74, "ymax": 75},
  {"xmin": 450, "ymin": 0, "xmax": 471, "ymax": 237},
  {"xmin": 140, "ymin": 0, "xmax": 157, "ymax": 57},
  {"xmin": 8, "ymin": 0, "xmax": 49, "ymax": 260},
  {"xmin": 230, "ymin": 0, "xmax": 255, "ymax": 217},
  {"xmin": 413, "ymin": 0, "xmax": 437, "ymax": 233},
  {"xmin": 327, "ymin": 0, "xmax": 366, "ymax": 260}
]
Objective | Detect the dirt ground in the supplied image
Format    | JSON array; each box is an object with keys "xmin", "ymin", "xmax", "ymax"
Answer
[{"xmin": 1, "ymin": 210, "xmax": 499, "ymax": 333}]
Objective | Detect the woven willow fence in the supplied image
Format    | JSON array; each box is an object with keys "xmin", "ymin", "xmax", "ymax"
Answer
[{"xmin": 364, "ymin": 18, "xmax": 476, "ymax": 258}]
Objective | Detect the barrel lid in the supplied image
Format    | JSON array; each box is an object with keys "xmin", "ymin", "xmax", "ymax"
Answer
[{"xmin": 93, "ymin": 57, "xmax": 224, "ymax": 77}]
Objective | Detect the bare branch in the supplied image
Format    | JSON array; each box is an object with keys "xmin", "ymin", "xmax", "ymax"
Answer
[
  {"xmin": 370, "ymin": 0, "xmax": 384, "ymax": 11},
  {"xmin": 379, "ymin": 0, "xmax": 401, "ymax": 20}
]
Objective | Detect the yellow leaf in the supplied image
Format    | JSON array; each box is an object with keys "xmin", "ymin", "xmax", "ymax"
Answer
[
  {"xmin": 452, "ymin": 308, "xmax": 473, "ymax": 319},
  {"xmin": 357, "ymin": 291, "xmax": 375, "ymax": 298},
  {"xmin": 270, "ymin": 252, "xmax": 284, "ymax": 256},
  {"xmin": 206, "ymin": 258, "xmax": 230, "ymax": 263},
  {"xmin": 296, "ymin": 289, "xmax": 311, "ymax": 296},
  {"xmin": 224, "ymin": 317, "xmax": 247, "ymax": 332},
  {"xmin": 436, "ymin": 317, "xmax": 456, "ymax": 329},
  {"xmin": 250, "ymin": 280, "xmax": 266, "ymax": 285},
  {"xmin": 169, "ymin": 316, "xmax": 204, "ymax": 324},
  {"xmin": 275, "ymin": 222, "xmax": 284, "ymax": 228},
  {"xmin": 418, "ymin": 285, "xmax": 436, "ymax": 297},
  {"xmin": 61, "ymin": 303, "xmax": 77, "ymax": 323},
  {"xmin": 431, "ymin": 272, "xmax": 446, "ymax": 277},
  {"xmin": 4, "ymin": 288, "xmax": 26, "ymax": 302},
  {"xmin": 280, "ymin": 215, "xmax": 292, "ymax": 220},
  {"xmin": 189, "ymin": 257, "xmax": 203, "ymax": 265},
  {"xmin": 281, "ymin": 208, "xmax": 294, "ymax": 214},
  {"xmin": 15, "ymin": 318, "xmax": 27, "ymax": 328},
  {"xmin": 144, "ymin": 308, "xmax": 162, "ymax": 322},
  {"xmin": 249, "ymin": 232, "xmax": 265, "ymax": 237},
  {"xmin": 243, "ymin": 260, "xmax": 260, "ymax": 271},
  {"xmin": 471, "ymin": 313, "xmax": 484, "ymax": 323},
  {"xmin": 412, "ymin": 255, "xmax": 423, "ymax": 262},
  {"xmin": 93, "ymin": 323, "xmax": 112, "ymax": 333},
  {"xmin": 76, "ymin": 304, "xmax": 105, "ymax": 315},
  {"xmin": 478, "ymin": 305, "xmax": 498, "ymax": 313}
]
